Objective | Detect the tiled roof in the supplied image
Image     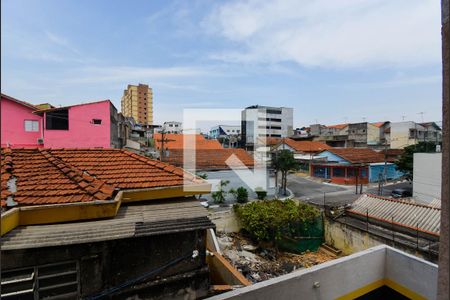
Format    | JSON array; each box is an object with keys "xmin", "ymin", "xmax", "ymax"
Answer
[
  {"xmin": 1, "ymin": 148, "xmax": 204, "ymax": 208},
  {"xmin": 255, "ymin": 137, "xmax": 282, "ymax": 146},
  {"xmin": 282, "ymin": 138, "xmax": 331, "ymax": 153},
  {"xmin": 327, "ymin": 124, "xmax": 348, "ymax": 129},
  {"xmin": 162, "ymin": 149, "xmax": 254, "ymax": 170},
  {"xmin": 324, "ymin": 148, "xmax": 385, "ymax": 163},
  {"xmin": 371, "ymin": 122, "xmax": 387, "ymax": 128},
  {"xmin": 1, "ymin": 93, "xmax": 37, "ymax": 110},
  {"xmin": 1, "ymin": 198, "xmax": 214, "ymax": 250},
  {"xmin": 347, "ymin": 194, "xmax": 440, "ymax": 237},
  {"xmin": 154, "ymin": 134, "xmax": 223, "ymax": 150}
]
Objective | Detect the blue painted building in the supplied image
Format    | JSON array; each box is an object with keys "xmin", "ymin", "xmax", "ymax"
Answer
[{"xmin": 311, "ymin": 148, "xmax": 403, "ymax": 185}]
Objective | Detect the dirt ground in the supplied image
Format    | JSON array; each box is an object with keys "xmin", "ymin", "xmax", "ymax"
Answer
[{"xmin": 217, "ymin": 232, "xmax": 337, "ymax": 283}]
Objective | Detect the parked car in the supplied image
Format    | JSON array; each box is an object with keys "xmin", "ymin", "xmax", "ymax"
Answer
[{"xmin": 391, "ymin": 188, "xmax": 412, "ymax": 198}]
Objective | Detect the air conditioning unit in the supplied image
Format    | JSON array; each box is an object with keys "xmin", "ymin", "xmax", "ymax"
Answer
[{"xmin": 37, "ymin": 138, "xmax": 44, "ymax": 145}]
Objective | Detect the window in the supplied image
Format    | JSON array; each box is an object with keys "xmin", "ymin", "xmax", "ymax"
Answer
[
  {"xmin": 266, "ymin": 109, "xmax": 282, "ymax": 114},
  {"xmin": 347, "ymin": 168, "xmax": 355, "ymax": 177},
  {"xmin": 92, "ymin": 119, "xmax": 102, "ymax": 125},
  {"xmin": 46, "ymin": 109, "xmax": 69, "ymax": 130},
  {"xmin": 24, "ymin": 120, "xmax": 39, "ymax": 132}
]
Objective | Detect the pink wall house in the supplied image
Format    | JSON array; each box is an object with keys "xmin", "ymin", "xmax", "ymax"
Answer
[
  {"xmin": 1, "ymin": 94, "xmax": 44, "ymax": 148},
  {"xmin": 39, "ymin": 100, "xmax": 118, "ymax": 148},
  {"xmin": 1, "ymin": 94, "xmax": 119, "ymax": 149}
]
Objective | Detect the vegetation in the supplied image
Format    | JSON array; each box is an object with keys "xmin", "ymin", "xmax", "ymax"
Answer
[
  {"xmin": 272, "ymin": 150, "xmax": 299, "ymax": 195},
  {"xmin": 229, "ymin": 187, "xmax": 249, "ymax": 203},
  {"xmin": 196, "ymin": 173, "xmax": 208, "ymax": 180},
  {"xmin": 255, "ymin": 187, "xmax": 267, "ymax": 200},
  {"xmin": 395, "ymin": 142, "xmax": 438, "ymax": 181},
  {"xmin": 211, "ymin": 180, "xmax": 230, "ymax": 204},
  {"xmin": 234, "ymin": 200, "xmax": 320, "ymax": 244}
]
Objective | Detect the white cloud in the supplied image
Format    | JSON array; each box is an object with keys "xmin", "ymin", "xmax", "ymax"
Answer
[
  {"xmin": 205, "ymin": 0, "xmax": 441, "ymax": 68},
  {"xmin": 65, "ymin": 66, "xmax": 215, "ymax": 84}
]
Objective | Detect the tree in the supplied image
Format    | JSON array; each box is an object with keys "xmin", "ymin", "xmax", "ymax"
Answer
[
  {"xmin": 395, "ymin": 141, "xmax": 438, "ymax": 181},
  {"xmin": 272, "ymin": 150, "xmax": 299, "ymax": 195},
  {"xmin": 211, "ymin": 180, "xmax": 230, "ymax": 204}
]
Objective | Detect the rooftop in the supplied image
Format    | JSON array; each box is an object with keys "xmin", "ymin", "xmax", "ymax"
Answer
[
  {"xmin": 1, "ymin": 148, "xmax": 204, "ymax": 208},
  {"xmin": 163, "ymin": 149, "xmax": 254, "ymax": 171},
  {"xmin": 1, "ymin": 93, "xmax": 37, "ymax": 110},
  {"xmin": 321, "ymin": 148, "xmax": 385, "ymax": 163},
  {"xmin": 154, "ymin": 133, "xmax": 223, "ymax": 150},
  {"xmin": 1, "ymin": 197, "xmax": 214, "ymax": 250},
  {"xmin": 281, "ymin": 138, "xmax": 331, "ymax": 153},
  {"xmin": 347, "ymin": 194, "xmax": 440, "ymax": 238},
  {"xmin": 208, "ymin": 245, "xmax": 438, "ymax": 300}
]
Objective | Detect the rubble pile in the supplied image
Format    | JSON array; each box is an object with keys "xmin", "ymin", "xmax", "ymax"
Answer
[{"xmin": 217, "ymin": 232, "xmax": 336, "ymax": 283}]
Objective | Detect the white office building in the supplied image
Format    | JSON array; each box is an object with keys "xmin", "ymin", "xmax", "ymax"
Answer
[{"xmin": 241, "ymin": 105, "xmax": 293, "ymax": 150}]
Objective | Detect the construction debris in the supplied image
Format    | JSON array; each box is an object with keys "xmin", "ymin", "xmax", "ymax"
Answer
[{"xmin": 217, "ymin": 232, "xmax": 337, "ymax": 283}]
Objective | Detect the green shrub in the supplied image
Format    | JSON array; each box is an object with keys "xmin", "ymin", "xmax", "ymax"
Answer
[
  {"xmin": 234, "ymin": 200, "xmax": 320, "ymax": 243},
  {"xmin": 255, "ymin": 187, "xmax": 267, "ymax": 200},
  {"xmin": 235, "ymin": 187, "xmax": 249, "ymax": 203}
]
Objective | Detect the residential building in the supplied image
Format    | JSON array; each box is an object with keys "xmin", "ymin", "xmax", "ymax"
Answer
[
  {"xmin": 241, "ymin": 105, "xmax": 293, "ymax": 151},
  {"xmin": 413, "ymin": 153, "xmax": 442, "ymax": 206},
  {"xmin": 0, "ymin": 148, "xmax": 217, "ymax": 299},
  {"xmin": 1, "ymin": 94, "xmax": 43, "ymax": 148},
  {"xmin": 35, "ymin": 100, "xmax": 120, "ymax": 148},
  {"xmin": 388, "ymin": 121, "xmax": 442, "ymax": 149},
  {"xmin": 209, "ymin": 125, "xmax": 241, "ymax": 148},
  {"xmin": 1, "ymin": 94, "xmax": 120, "ymax": 149},
  {"xmin": 274, "ymin": 138, "xmax": 331, "ymax": 172},
  {"xmin": 121, "ymin": 83, "xmax": 153, "ymax": 125},
  {"xmin": 209, "ymin": 125, "xmax": 240, "ymax": 139},
  {"xmin": 311, "ymin": 148, "xmax": 403, "ymax": 184},
  {"xmin": 157, "ymin": 121, "xmax": 183, "ymax": 134},
  {"xmin": 311, "ymin": 122, "xmax": 390, "ymax": 148}
]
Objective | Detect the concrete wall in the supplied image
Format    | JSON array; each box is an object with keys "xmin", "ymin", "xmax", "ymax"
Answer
[
  {"xmin": 324, "ymin": 218, "xmax": 382, "ymax": 256},
  {"xmin": 207, "ymin": 246, "xmax": 438, "ymax": 300},
  {"xmin": 367, "ymin": 123, "xmax": 381, "ymax": 146},
  {"xmin": 413, "ymin": 153, "xmax": 442, "ymax": 203},
  {"xmin": 209, "ymin": 209, "xmax": 241, "ymax": 233}
]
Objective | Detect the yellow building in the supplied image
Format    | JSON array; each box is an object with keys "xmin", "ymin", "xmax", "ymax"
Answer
[{"xmin": 121, "ymin": 84, "xmax": 153, "ymax": 125}]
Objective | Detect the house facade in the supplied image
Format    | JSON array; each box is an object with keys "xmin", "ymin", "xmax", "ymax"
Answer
[
  {"xmin": 0, "ymin": 148, "xmax": 215, "ymax": 299},
  {"xmin": 1, "ymin": 94, "xmax": 43, "ymax": 148},
  {"xmin": 311, "ymin": 148, "xmax": 403, "ymax": 185},
  {"xmin": 1, "ymin": 94, "xmax": 120, "ymax": 148}
]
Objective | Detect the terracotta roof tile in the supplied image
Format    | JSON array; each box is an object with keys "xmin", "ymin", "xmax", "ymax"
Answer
[
  {"xmin": 163, "ymin": 149, "xmax": 254, "ymax": 171},
  {"xmin": 323, "ymin": 148, "xmax": 385, "ymax": 164},
  {"xmin": 154, "ymin": 134, "xmax": 223, "ymax": 150},
  {"xmin": 1, "ymin": 148, "xmax": 205, "ymax": 208},
  {"xmin": 281, "ymin": 138, "xmax": 331, "ymax": 153}
]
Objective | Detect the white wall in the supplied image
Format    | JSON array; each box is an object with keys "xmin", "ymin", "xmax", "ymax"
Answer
[{"xmin": 413, "ymin": 153, "xmax": 442, "ymax": 204}]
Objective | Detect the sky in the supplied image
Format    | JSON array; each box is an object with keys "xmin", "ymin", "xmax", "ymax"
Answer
[{"xmin": 1, "ymin": 0, "xmax": 443, "ymax": 128}]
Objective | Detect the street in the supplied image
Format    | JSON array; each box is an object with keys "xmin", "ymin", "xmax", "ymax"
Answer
[{"xmin": 287, "ymin": 174, "xmax": 412, "ymax": 207}]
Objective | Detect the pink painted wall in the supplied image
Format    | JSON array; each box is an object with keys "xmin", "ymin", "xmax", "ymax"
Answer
[
  {"xmin": 1, "ymin": 96, "xmax": 43, "ymax": 148},
  {"xmin": 44, "ymin": 101, "xmax": 112, "ymax": 148}
]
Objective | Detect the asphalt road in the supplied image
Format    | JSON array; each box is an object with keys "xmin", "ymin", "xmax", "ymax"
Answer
[{"xmin": 287, "ymin": 175, "xmax": 412, "ymax": 207}]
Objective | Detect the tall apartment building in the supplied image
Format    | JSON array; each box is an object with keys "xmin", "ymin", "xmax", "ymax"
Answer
[
  {"xmin": 121, "ymin": 84, "xmax": 153, "ymax": 125},
  {"xmin": 241, "ymin": 105, "xmax": 293, "ymax": 150}
]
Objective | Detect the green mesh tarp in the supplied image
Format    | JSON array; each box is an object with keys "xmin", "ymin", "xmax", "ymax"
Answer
[{"xmin": 276, "ymin": 216, "xmax": 324, "ymax": 253}]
